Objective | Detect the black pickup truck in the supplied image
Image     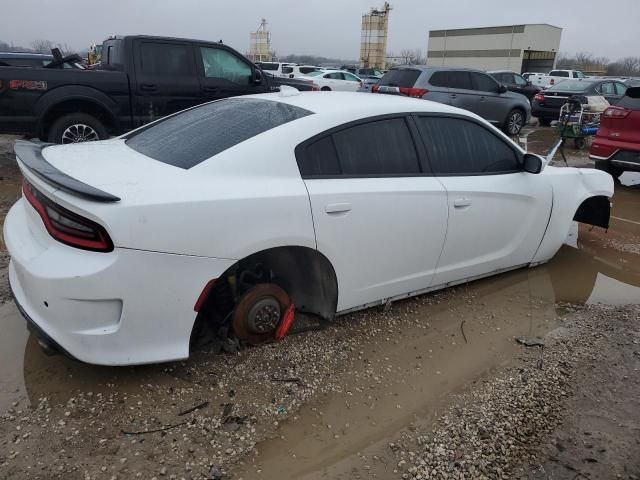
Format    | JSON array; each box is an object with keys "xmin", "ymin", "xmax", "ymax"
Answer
[{"xmin": 0, "ymin": 35, "xmax": 316, "ymax": 143}]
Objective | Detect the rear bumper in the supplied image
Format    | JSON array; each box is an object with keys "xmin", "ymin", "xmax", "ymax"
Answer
[
  {"xmin": 590, "ymin": 138, "xmax": 640, "ymax": 171},
  {"xmin": 531, "ymin": 103, "xmax": 559, "ymax": 119},
  {"xmin": 4, "ymin": 198, "xmax": 236, "ymax": 365}
]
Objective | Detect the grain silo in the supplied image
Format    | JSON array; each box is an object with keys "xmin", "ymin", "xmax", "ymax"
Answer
[
  {"xmin": 249, "ymin": 19, "xmax": 273, "ymax": 63},
  {"xmin": 360, "ymin": 2, "xmax": 392, "ymax": 70}
]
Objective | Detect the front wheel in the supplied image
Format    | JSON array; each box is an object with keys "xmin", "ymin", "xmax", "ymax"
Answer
[
  {"xmin": 321, "ymin": 86, "xmax": 331, "ymax": 91},
  {"xmin": 503, "ymin": 109, "xmax": 525, "ymax": 136},
  {"xmin": 47, "ymin": 113, "xmax": 108, "ymax": 144}
]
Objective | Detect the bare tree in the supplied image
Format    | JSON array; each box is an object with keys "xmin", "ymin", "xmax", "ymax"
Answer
[{"xmin": 30, "ymin": 39, "xmax": 56, "ymax": 54}]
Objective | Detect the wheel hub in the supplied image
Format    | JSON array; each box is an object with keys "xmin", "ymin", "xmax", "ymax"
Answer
[
  {"xmin": 61, "ymin": 124, "xmax": 99, "ymax": 144},
  {"xmin": 247, "ymin": 297, "xmax": 281, "ymax": 334}
]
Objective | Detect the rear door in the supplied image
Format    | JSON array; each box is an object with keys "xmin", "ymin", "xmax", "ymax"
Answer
[
  {"xmin": 197, "ymin": 45, "xmax": 267, "ymax": 102},
  {"xmin": 414, "ymin": 115, "xmax": 552, "ymax": 287},
  {"xmin": 447, "ymin": 71, "xmax": 481, "ymax": 114},
  {"xmin": 298, "ymin": 116, "xmax": 449, "ymax": 311},
  {"xmin": 469, "ymin": 72, "xmax": 508, "ymax": 125},
  {"xmin": 133, "ymin": 40, "xmax": 201, "ymax": 123}
]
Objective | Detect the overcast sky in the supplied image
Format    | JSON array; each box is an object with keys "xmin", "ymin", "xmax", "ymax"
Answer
[{"xmin": 2, "ymin": 0, "xmax": 639, "ymax": 60}]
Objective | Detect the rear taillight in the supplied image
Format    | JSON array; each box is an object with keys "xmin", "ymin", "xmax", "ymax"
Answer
[
  {"xmin": 534, "ymin": 93, "xmax": 545, "ymax": 103},
  {"xmin": 399, "ymin": 87, "xmax": 428, "ymax": 98},
  {"xmin": 372, "ymin": 85, "xmax": 380, "ymax": 93},
  {"xmin": 22, "ymin": 180, "xmax": 113, "ymax": 252},
  {"xmin": 603, "ymin": 107, "xmax": 630, "ymax": 119}
]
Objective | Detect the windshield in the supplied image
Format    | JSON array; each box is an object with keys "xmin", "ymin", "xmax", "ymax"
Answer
[
  {"xmin": 547, "ymin": 79, "xmax": 594, "ymax": 92},
  {"xmin": 126, "ymin": 98, "xmax": 313, "ymax": 169}
]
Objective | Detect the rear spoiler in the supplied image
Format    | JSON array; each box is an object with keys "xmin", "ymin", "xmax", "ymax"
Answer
[{"xmin": 14, "ymin": 140, "xmax": 120, "ymax": 203}]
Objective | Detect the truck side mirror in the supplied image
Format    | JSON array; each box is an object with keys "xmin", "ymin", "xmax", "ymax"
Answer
[
  {"xmin": 253, "ymin": 69, "xmax": 263, "ymax": 84},
  {"xmin": 499, "ymin": 84, "xmax": 508, "ymax": 94}
]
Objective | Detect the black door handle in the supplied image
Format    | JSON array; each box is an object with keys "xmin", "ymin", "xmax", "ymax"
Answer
[
  {"xmin": 140, "ymin": 83, "xmax": 157, "ymax": 92},
  {"xmin": 203, "ymin": 86, "xmax": 219, "ymax": 93}
]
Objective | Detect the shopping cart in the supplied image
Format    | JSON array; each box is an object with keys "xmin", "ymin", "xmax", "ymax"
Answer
[{"xmin": 553, "ymin": 96, "xmax": 601, "ymax": 162}]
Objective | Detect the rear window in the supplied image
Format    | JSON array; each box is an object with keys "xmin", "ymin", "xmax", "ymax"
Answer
[
  {"xmin": 618, "ymin": 87, "xmax": 640, "ymax": 110},
  {"xmin": 126, "ymin": 98, "xmax": 313, "ymax": 169},
  {"xmin": 379, "ymin": 69, "xmax": 421, "ymax": 87},
  {"xmin": 550, "ymin": 70, "xmax": 569, "ymax": 77},
  {"xmin": 547, "ymin": 80, "xmax": 593, "ymax": 92}
]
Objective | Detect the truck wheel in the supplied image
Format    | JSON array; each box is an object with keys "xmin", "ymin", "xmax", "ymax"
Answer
[
  {"xmin": 48, "ymin": 113, "xmax": 108, "ymax": 144},
  {"xmin": 594, "ymin": 159, "xmax": 623, "ymax": 182},
  {"xmin": 503, "ymin": 109, "xmax": 525, "ymax": 135},
  {"xmin": 321, "ymin": 86, "xmax": 331, "ymax": 91}
]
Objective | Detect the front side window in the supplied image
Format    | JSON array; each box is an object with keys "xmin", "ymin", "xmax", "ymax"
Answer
[
  {"xmin": 200, "ymin": 47, "xmax": 252, "ymax": 85},
  {"xmin": 615, "ymin": 82, "xmax": 628, "ymax": 96},
  {"xmin": 140, "ymin": 43, "xmax": 193, "ymax": 76},
  {"xmin": 416, "ymin": 116, "xmax": 520, "ymax": 175},
  {"xmin": 575, "ymin": 71, "xmax": 585, "ymax": 78},
  {"xmin": 126, "ymin": 98, "xmax": 313, "ymax": 169},
  {"xmin": 282, "ymin": 66, "xmax": 294, "ymax": 74},
  {"xmin": 332, "ymin": 118, "xmax": 420, "ymax": 176},
  {"xmin": 343, "ymin": 73, "xmax": 360, "ymax": 82},
  {"xmin": 514, "ymin": 74, "xmax": 528, "ymax": 86},
  {"xmin": 471, "ymin": 72, "xmax": 499, "ymax": 92}
]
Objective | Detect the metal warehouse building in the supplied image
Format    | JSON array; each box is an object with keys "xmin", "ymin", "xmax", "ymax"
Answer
[{"xmin": 427, "ymin": 24, "xmax": 562, "ymax": 73}]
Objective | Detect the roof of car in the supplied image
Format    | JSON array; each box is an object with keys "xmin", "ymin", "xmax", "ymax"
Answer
[
  {"xmin": 389, "ymin": 65, "xmax": 487, "ymax": 74},
  {"xmin": 246, "ymin": 91, "xmax": 474, "ymax": 120},
  {"xmin": 488, "ymin": 70, "xmax": 519, "ymax": 74},
  {"xmin": 0, "ymin": 52, "xmax": 53, "ymax": 58}
]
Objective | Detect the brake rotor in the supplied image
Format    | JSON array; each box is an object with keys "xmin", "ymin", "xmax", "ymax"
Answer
[{"xmin": 232, "ymin": 283, "xmax": 291, "ymax": 345}]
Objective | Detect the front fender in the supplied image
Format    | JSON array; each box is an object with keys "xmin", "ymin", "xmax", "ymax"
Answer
[{"xmin": 531, "ymin": 166, "xmax": 613, "ymax": 265}]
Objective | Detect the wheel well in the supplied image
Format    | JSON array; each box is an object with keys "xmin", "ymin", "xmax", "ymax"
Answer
[
  {"xmin": 193, "ymin": 246, "xmax": 338, "ymax": 345},
  {"xmin": 40, "ymin": 100, "xmax": 116, "ymax": 139},
  {"xmin": 573, "ymin": 195, "xmax": 611, "ymax": 229}
]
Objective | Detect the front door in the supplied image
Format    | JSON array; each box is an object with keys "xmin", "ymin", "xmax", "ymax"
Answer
[
  {"xmin": 413, "ymin": 115, "xmax": 552, "ymax": 287},
  {"xmin": 469, "ymin": 72, "xmax": 510, "ymax": 125},
  {"xmin": 133, "ymin": 41, "xmax": 202, "ymax": 125},
  {"xmin": 297, "ymin": 116, "xmax": 449, "ymax": 312}
]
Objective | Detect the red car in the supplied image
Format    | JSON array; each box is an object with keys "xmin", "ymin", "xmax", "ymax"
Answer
[{"xmin": 591, "ymin": 87, "xmax": 640, "ymax": 180}]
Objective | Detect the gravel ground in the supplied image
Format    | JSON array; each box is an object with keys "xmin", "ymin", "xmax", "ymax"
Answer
[{"xmin": 391, "ymin": 304, "xmax": 640, "ymax": 480}]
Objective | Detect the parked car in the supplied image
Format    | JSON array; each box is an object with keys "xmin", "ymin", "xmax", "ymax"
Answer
[
  {"xmin": 529, "ymin": 69, "xmax": 586, "ymax": 89},
  {"xmin": 283, "ymin": 65, "xmax": 323, "ymax": 78},
  {"xmin": 522, "ymin": 72, "xmax": 545, "ymax": 82},
  {"xmin": 341, "ymin": 67, "xmax": 384, "ymax": 92},
  {"xmin": 624, "ymin": 78, "xmax": 640, "ymax": 87},
  {"xmin": 0, "ymin": 36, "xmax": 309, "ymax": 143},
  {"xmin": 373, "ymin": 66, "xmax": 531, "ymax": 135},
  {"xmin": 590, "ymin": 87, "xmax": 640, "ymax": 180},
  {"xmin": 0, "ymin": 52, "xmax": 83, "ymax": 69},
  {"xmin": 301, "ymin": 70, "xmax": 363, "ymax": 91},
  {"xmin": 5, "ymin": 91, "xmax": 612, "ymax": 365},
  {"xmin": 489, "ymin": 70, "xmax": 541, "ymax": 101},
  {"xmin": 261, "ymin": 71, "xmax": 319, "ymax": 91},
  {"xmin": 254, "ymin": 61, "xmax": 296, "ymax": 77},
  {"xmin": 532, "ymin": 78, "xmax": 628, "ymax": 126}
]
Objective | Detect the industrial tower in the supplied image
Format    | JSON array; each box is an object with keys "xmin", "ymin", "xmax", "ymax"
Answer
[
  {"xmin": 249, "ymin": 19, "xmax": 273, "ymax": 63},
  {"xmin": 360, "ymin": 2, "xmax": 392, "ymax": 70}
]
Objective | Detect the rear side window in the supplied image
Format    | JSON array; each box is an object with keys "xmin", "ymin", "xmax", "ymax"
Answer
[
  {"xmin": 126, "ymin": 98, "xmax": 313, "ymax": 169},
  {"xmin": 379, "ymin": 69, "xmax": 421, "ymax": 87},
  {"xmin": 332, "ymin": 118, "xmax": 420, "ymax": 176},
  {"xmin": 140, "ymin": 43, "xmax": 194, "ymax": 76},
  {"xmin": 416, "ymin": 116, "xmax": 520, "ymax": 175},
  {"xmin": 449, "ymin": 71, "xmax": 473, "ymax": 90},
  {"xmin": 429, "ymin": 71, "xmax": 448, "ymax": 87},
  {"xmin": 299, "ymin": 136, "xmax": 341, "ymax": 176}
]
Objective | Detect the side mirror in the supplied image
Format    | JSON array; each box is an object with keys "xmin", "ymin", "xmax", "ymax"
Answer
[
  {"xmin": 526, "ymin": 80, "xmax": 532, "ymax": 86},
  {"xmin": 253, "ymin": 69, "xmax": 263, "ymax": 84},
  {"xmin": 523, "ymin": 153, "xmax": 543, "ymax": 174},
  {"xmin": 498, "ymin": 84, "xmax": 508, "ymax": 94}
]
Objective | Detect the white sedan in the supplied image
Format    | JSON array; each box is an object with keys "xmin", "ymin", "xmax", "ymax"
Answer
[
  {"xmin": 4, "ymin": 92, "xmax": 613, "ymax": 365},
  {"xmin": 301, "ymin": 69, "xmax": 363, "ymax": 91}
]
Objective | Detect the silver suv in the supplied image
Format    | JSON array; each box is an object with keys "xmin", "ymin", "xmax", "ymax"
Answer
[{"xmin": 374, "ymin": 66, "xmax": 531, "ymax": 135}]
